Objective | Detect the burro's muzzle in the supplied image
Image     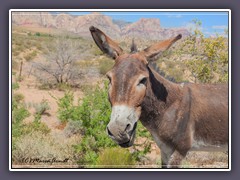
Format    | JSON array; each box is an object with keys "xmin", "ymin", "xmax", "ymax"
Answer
[{"xmin": 106, "ymin": 105, "xmax": 138, "ymax": 148}]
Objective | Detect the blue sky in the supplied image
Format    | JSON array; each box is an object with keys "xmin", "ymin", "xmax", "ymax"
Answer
[{"xmin": 55, "ymin": 11, "xmax": 229, "ymax": 37}]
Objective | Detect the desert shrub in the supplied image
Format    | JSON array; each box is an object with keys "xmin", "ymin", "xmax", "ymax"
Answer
[
  {"xmin": 12, "ymin": 92, "xmax": 51, "ymax": 151},
  {"xmin": 12, "ymin": 104, "xmax": 50, "ymax": 150},
  {"xmin": 79, "ymin": 83, "xmax": 95, "ymax": 93},
  {"xmin": 35, "ymin": 32, "xmax": 41, "ymax": 36},
  {"xmin": 63, "ymin": 120, "xmax": 84, "ymax": 137},
  {"xmin": 96, "ymin": 147, "xmax": 135, "ymax": 168},
  {"xmin": 23, "ymin": 50, "xmax": 37, "ymax": 61},
  {"xmin": 12, "ymin": 50, "xmax": 20, "ymax": 57},
  {"xmin": 21, "ymin": 120, "xmax": 51, "ymax": 135},
  {"xmin": 37, "ymin": 83, "xmax": 53, "ymax": 90},
  {"xmin": 12, "ymin": 131, "xmax": 76, "ymax": 165},
  {"xmin": 158, "ymin": 60, "xmax": 186, "ymax": 83},
  {"xmin": 12, "ymin": 93, "xmax": 30, "ymax": 150},
  {"xmin": 13, "ymin": 93, "xmax": 24, "ymax": 103},
  {"xmin": 30, "ymin": 99, "xmax": 51, "ymax": 122},
  {"xmin": 98, "ymin": 58, "xmax": 114, "ymax": 75},
  {"xmin": 179, "ymin": 19, "xmax": 228, "ymax": 83},
  {"xmin": 56, "ymin": 83, "xmax": 72, "ymax": 91},
  {"xmin": 167, "ymin": 68, "xmax": 185, "ymax": 83},
  {"xmin": 12, "ymin": 102, "xmax": 29, "ymax": 125},
  {"xmin": 33, "ymin": 99, "xmax": 50, "ymax": 116},
  {"xmin": 12, "ymin": 82, "xmax": 19, "ymax": 90},
  {"xmin": 57, "ymin": 91, "xmax": 78, "ymax": 123}
]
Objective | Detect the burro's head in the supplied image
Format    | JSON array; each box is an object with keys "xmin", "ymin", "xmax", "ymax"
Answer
[{"xmin": 89, "ymin": 26, "xmax": 181, "ymax": 148}]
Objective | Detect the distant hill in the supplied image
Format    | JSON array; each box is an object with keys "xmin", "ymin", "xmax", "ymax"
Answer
[{"xmin": 12, "ymin": 12, "xmax": 190, "ymax": 40}]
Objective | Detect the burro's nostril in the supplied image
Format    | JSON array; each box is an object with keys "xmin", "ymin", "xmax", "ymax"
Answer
[
  {"xmin": 107, "ymin": 126, "xmax": 113, "ymax": 136},
  {"xmin": 125, "ymin": 124, "xmax": 131, "ymax": 132}
]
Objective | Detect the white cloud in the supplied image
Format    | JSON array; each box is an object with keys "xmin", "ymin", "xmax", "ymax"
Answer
[
  {"xmin": 212, "ymin": 25, "xmax": 228, "ymax": 30},
  {"xmin": 162, "ymin": 13, "xmax": 183, "ymax": 18},
  {"xmin": 167, "ymin": 14, "xmax": 183, "ymax": 18}
]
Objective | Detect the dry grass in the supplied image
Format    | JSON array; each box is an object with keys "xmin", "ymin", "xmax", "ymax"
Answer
[
  {"xmin": 182, "ymin": 151, "xmax": 228, "ymax": 168},
  {"xmin": 12, "ymin": 131, "xmax": 81, "ymax": 166}
]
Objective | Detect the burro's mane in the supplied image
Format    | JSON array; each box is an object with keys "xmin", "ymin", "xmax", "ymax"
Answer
[{"xmin": 149, "ymin": 62, "xmax": 176, "ymax": 83}]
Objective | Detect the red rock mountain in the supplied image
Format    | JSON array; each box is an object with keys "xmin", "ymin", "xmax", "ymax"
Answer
[{"xmin": 12, "ymin": 12, "xmax": 190, "ymax": 40}]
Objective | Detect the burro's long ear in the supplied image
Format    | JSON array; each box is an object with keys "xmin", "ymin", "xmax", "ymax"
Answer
[
  {"xmin": 89, "ymin": 26, "xmax": 123, "ymax": 59},
  {"xmin": 140, "ymin": 34, "xmax": 182, "ymax": 62}
]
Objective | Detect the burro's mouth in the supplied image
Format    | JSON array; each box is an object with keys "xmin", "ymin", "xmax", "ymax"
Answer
[
  {"xmin": 118, "ymin": 122, "xmax": 137, "ymax": 148},
  {"xmin": 107, "ymin": 105, "xmax": 140, "ymax": 148}
]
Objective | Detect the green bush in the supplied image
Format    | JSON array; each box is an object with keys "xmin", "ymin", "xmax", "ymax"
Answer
[
  {"xmin": 35, "ymin": 32, "xmax": 41, "ymax": 36},
  {"xmin": 57, "ymin": 91, "xmax": 77, "ymax": 123},
  {"xmin": 12, "ymin": 103, "xmax": 29, "ymax": 125},
  {"xmin": 12, "ymin": 93, "xmax": 30, "ymax": 150},
  {"xmin": 96, "ymin": 147, "xmax": 135, "ymax": 168},
  {"xmin": 179, "ymin": 19, "xmax": 228, "ymax": 83},
  {"xmin": 12, "ymin": 82, "xmax": 19, "ymax": 90}
]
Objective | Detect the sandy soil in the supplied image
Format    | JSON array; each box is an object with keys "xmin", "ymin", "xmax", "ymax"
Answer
[{"xmin": 15, "ymin": 75, "xmax": 84, "ymax": 129}]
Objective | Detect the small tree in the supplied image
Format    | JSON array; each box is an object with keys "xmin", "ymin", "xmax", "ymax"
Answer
[
  {"xmin": 180, "ymin": 19, "xmax": 228, "ymax": 83},
  {"xmin": 33, "ymin": 36, "xmax": 84, "ymax": 86}
]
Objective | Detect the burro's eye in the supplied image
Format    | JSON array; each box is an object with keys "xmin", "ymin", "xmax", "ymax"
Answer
[{"xmin": 138, "ymin": 77, "xmax": 147, "ymax": 86}]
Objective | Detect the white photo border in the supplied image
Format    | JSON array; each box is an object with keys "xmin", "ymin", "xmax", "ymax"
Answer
[{"xmin": 9, "ymin": 9, "xmax": 231, "ymax": 171}]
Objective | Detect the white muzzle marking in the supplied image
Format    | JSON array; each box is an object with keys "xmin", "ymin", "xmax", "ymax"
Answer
[{"xmin": 108, "ymin": 105, "xmax": 138, "ymax": 136}]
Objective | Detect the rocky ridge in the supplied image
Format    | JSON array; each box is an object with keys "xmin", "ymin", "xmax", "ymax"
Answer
[{"xmin": 12, "ymin": 12, "xmax": 190, "ymax": 40}]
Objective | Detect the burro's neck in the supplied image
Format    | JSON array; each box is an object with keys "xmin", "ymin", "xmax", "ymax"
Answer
[{"xmin": 139, "ymin": 67, "xmax": 182, "ymax": 128}]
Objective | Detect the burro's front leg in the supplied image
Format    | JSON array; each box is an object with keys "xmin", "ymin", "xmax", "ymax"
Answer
[{"xmin": 167, "ymin": 150, "xmax": 187, "ymax": 168}]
